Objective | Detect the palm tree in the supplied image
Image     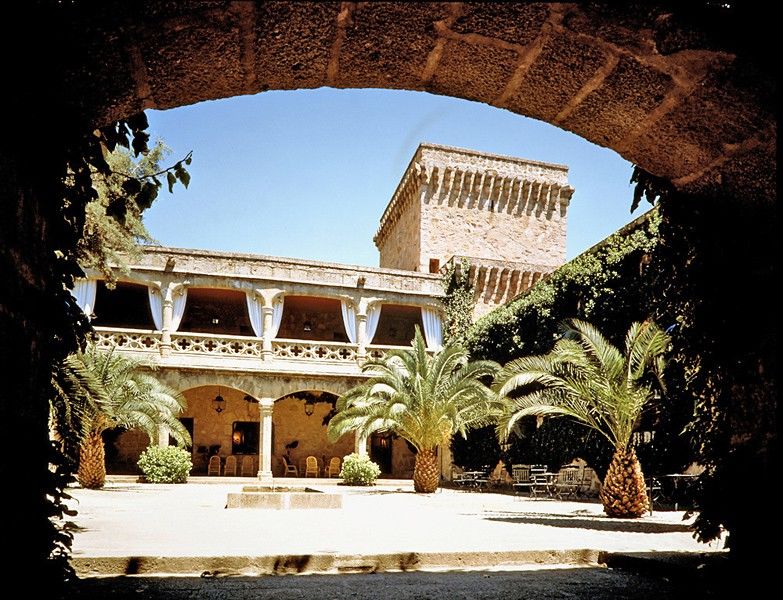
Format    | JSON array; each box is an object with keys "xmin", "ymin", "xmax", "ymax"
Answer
[
  {"xmin": 327, "ymin": 327, "xmax": 499, "ymax": 493},
  {"xmin": 493, "ymin": 319, "xmax": 669, "ymax": 518},
  {"xmin": 52, "ymin": 344, "xmax": 190, "ymax": 489}
]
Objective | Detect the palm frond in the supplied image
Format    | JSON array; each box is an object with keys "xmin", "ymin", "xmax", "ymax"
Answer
[
  {"xmin": 494, "ymin": 318, "xmax": 669, "ymax": 451},
  {"xmin": 327, "ymin": 331, "xmax": 497, "ymax": 452}
]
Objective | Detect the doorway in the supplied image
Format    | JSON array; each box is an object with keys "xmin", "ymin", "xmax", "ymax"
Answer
[{"xmin": 370, "ymin": 432, "xmax": 393, "ymax": 474}]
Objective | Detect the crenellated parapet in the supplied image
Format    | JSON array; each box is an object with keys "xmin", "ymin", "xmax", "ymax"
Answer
[{"xmin": 375, "ymin": 143, "xmax": 574, "ymax": 297}]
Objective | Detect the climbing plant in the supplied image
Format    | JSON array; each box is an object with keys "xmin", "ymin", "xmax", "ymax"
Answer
[{"xmin": 441, "ymin": 257, "xmax": 475, "ymax": 346}]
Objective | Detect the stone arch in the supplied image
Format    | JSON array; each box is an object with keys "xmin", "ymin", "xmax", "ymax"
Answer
[
  {"xmin": 53, "ymin": 2, "xmax": 773, "ymax": 204},
  {"xmin": 155, "ymin": 369, "xmax": 262, "ymax": 400}
]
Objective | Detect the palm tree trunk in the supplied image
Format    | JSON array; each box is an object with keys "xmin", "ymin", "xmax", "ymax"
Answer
[
  {"xmin": 413, "ymin": 448, "xmax": 440, "ymax": 493},
  {"xmin": 78, "ymin": 430, "xmax": 106, "ymax": 489},
  {"xmin": 600, "ymin": 446, "xmax": 649, "ymax": 518}
]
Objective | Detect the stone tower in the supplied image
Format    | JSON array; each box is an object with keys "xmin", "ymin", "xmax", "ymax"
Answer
[{"xmin": 374, "ymin": 144, "xmax": 575, "ymax": 317}]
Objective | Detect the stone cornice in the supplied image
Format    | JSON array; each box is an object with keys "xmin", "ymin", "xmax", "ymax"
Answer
[
  {"xmin": 374, "ymin": 143, "xmax": 574, "ymax": 248},
  {"xmin": 116, "ymin": 246, "xmax": 444, "ymax": 299}
]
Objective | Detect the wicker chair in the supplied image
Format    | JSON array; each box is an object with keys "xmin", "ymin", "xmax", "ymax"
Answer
[
  {"xmin": 223, "ymin": 455, "xmax": 237, "ymax": 476},
  {"xmin": 327, "ymin": 456, "xmax": 341, "ymax": 478},
  {"xmin": 207, "ymin": 455, "xmax": 221, "ymax": 476},
  {"xmin": 305, "ymin": 455, "xmax": 319, "ymax": 477}
]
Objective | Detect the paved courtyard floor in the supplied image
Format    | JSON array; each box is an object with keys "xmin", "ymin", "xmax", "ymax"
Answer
[{"xmin": 68, "ymin": 476, "xmax": 724, "ymax": 577}]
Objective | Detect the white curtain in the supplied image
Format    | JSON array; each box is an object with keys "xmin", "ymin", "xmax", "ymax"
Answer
[
  {"xmin": 148, "ymin": 287, "xmax": 187, "ymax": 331},
  {"xmin": 71, "ymin": 279, "xmax": 97, "ymax": 317},
  {"xmin": 340, "ymin": 300, "xmax": 357, "ymax": 344},
  {"xmin": 171, "ymin": 288, "xmax": 187, "ymax": 331},
  {"xmin": 365, "ymin": 304, "xmax": 382, "ymax": 345},
  {"xmin": 148, "ymin": 287, "xmax": 163, "ymax": 330},
  {"xmin": 246, "ymin": 292, "xmax": 264, "ymax": 337},
  {"xmin": 270, "ymin": 297, "xmax": 284, "ymax": 338},
  {"xmin": 421, "ymin": 307, "xmax": 443, "ymax": 350}
]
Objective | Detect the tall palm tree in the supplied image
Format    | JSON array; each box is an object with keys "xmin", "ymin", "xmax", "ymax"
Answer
[
  {"xmin": 493, "ymin": 319, "xmax": 669, "ymax": 518},
  {"xmin": 328, "ymin": 327, "xmax": 499, "ymax": 493},
  {"xmin": 52, "ymin": 344, "xmax": 190, "ymax": 489}
]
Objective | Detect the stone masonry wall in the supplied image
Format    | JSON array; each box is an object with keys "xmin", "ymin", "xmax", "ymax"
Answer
[
  {"xmin": 416, "ymin": 145, "xmax": 572, "ymax": 271},
  {"xmin": 420, "ymin": 199, "xmax": 567, "ymax": 269},
  {"xmin": 272, "ymin": 395, "xmax": 354, "ymax": 477},
  {"xmin": 377, "ymin": 144, "xmax": 572, "ymax": 282},
  {"xmin": 377, "ymin": 187, "xmax": 421, "ymax": 271}
]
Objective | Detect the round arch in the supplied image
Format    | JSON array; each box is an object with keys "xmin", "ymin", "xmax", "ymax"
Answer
[{"xmin": 58, "ymin": 2, "xmax": 774, "ymax": 204}]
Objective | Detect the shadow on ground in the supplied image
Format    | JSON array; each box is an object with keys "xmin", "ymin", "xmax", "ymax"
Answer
[
  {"xmin": 484, "ymin": 511, "xmax": 692, "ymax": 533},
  {"xmin": 67, "ymin": 561, "xmax": 737, "ymax": 599}
]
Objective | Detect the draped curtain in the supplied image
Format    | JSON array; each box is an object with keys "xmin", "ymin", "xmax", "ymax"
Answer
[
  {"xmin": 71, "ymin": 279, "xmax": 97, "ymax": 318},
  {"xmin": 171, "ymin": 289, "xmax": 187, "ymax": 331},
  {"xmin": 270, "ymin": 298, "xmax": 284, "ymax": 339},
  {"xmin": 340, "ymin": 300, "xmax": 357, "ymax": 344},
  {"xmin": 148, "ymin": 288, "xmax": 163, "ymax": 330},
  {"xmin": 148, "ymin": 287, "xmax": 188, "ymax": 331},
  {"xmin": 421, "ymin": 307, "xmax": 443, "ymax": 350},
  {"xmin": 246, "ymin": 292, "xmax": 264, "ymax": 337},
  {"xmin": 365, "ymin": 304, "xmax": 382, "ymax": 345}
]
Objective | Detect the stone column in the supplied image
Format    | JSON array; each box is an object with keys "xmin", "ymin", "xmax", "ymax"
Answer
[
  {"xmin": 160, "ymin": 285, "xmax": 174, "ymax": 357},
  {"xmin": 258, "ymin": 398, "xmax": 274, "ymax": 481},
  {"xmin": 156, "ymin": 425, "xmax": 170, "ymax": 447},
  {"xmin": 354, "ymin": 431, "xmax": 368, "ymax": 456},
  {"xmin": 257, "ymin": 289, "xmax": 283, "ymax": 362},
  {"xmin": 261, "ymin": 306, "xmax": 275, "ymax": 361},
  {"xmin": 356, "ymin": 313, "xmax": 368, "ymax": 359},
  {"xmin": 355, "ymin": 297, "xmax": 381, "ymax": 362}
]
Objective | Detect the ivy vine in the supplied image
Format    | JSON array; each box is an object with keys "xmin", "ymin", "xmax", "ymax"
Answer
[{"xmin": 441, "ymin": 257, "xmax": 476, "ymax": 347}]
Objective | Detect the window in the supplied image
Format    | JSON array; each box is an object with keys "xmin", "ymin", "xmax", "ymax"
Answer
[
  {"xmin": 232, "ymin": 421, "xmax": 260, "ymax": 455},
  {"xmin": 429, "ymin": 258, "xmax": 440, "ymax": 274}
]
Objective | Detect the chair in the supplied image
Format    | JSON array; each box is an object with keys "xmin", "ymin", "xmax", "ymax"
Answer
[
  {"xmin": 553, "ymin": 466, "xmax": 581, "ymax": 500},
  {"xmin": 305, "ymin": 455, "xmax": 319, "ymax": 477},
  {"xmin": 529, "ymin": 464, "xmax": 549, "ymax": 497},
  {"xmin": 223, "ymin": 455, "xmax": 237, "ymax": 476},
  {"xmin": 281, "ymin": 456, "xmax": 298, "ymax": 477},
  {"xmin": 579, "ymin": 467, "xmax": 596, "ymax": 496},
  {"xmin": 207, "ymin": 455, "xmax": 221, "ymax": 476},
  {"xmin": 327, "ymin": 456, "xmax": 341, "ymax": 478},
  {"xmin": 511, "ymin": 464, "xmax": 532, "ymax": 496},
  {"xmin": 240, "ymin": 455, "xmax": 255, "ymax": 477}
]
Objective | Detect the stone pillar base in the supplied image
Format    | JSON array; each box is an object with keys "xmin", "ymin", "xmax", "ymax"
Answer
[{"xmin": 257, "ymin": 470, "xmax": 274, "ymax": 482}]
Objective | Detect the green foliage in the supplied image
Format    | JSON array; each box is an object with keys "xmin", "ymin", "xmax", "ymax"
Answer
[
  {"xmin": 76, "ymin": 139, "xmax": 192, "ymax": 284},
  {"xmin": 339, "ymin": 453, "xmax": 381, "ymax": 486},
  {"xmin": 646, "ymin": 190, "xmax": 776, "ymax": 550},
  {"xmin": 24, "ymin": 108, "xmax": 183, "ymax": 585},
  {"xmin": 327, "ymin": 327, "xmax": 499, "ymax": 452},
  {"xmin": 441, "ymin": 258, "xmax": 475, "ymax": 346},
  {"xmin": 450, "ymin": 425, "xmax": 500, "ymax": 471},
  {"xmin": 463, "ymin": 207, "xmax": 694, "ymax": 480},
  {"xmin": 467, "ymin": 210, "xmax": 661, "ymax": 363},
  {"xmin": 52, "ymin": 344, "xmax": 191, "ymax": 461},
  {"xmin": 137, "ymin": 446, "xmax": 192, "ymax": 483},
  {"xmin": 493, "ymin": 319, "xmax": 670, "ymax": 453}
]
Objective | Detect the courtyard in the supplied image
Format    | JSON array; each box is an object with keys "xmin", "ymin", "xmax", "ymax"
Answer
[{"xmin": 70, "ymin": 477, "xmax": 722, "ymax": 577}]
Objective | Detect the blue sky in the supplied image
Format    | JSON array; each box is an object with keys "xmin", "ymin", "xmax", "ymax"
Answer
[{"xmin": 144, "ymin": 88, "xmax": 643, "ymax": 266}]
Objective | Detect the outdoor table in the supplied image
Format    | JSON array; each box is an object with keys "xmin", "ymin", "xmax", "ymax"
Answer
[{"xmin": 456, "ymin": 471, "xmax": 489, "ymax": 491}]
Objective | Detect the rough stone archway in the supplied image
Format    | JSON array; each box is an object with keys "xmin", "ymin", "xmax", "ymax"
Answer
[
  {"xmin": 0, "ymin": 2, "xmax": 775, "ymax": 584},
  {"xmin": 55, "ymin": 1, "xmax": 776, "ymax": 203}
]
